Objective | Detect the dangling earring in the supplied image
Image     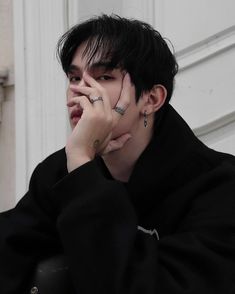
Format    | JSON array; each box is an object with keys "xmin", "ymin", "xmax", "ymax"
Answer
[{"xmin": 144, "ymin": 110, "xmax": 147, "ymax": 127}]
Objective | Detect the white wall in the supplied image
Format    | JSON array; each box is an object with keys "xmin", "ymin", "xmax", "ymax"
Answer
[
  {"xmin": 0, "ymin": 0, "xmax": 234, "ymax": 210},
  {"xmin": 165, "ymin": 0, "xmax": 235, "ymax": 156},
  {"xmin": 0, "ymin": 0, "xmax": 15, "ymax": 211},
  {"xmin": 68, "ymin": 0, "xmax": 235, "ymax": 155},
  {"xmin": 13, "ymin": 0, "xmax": 69, "ymax": 203}
]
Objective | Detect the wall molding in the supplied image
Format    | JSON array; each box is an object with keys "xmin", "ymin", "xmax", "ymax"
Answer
[
  {"xmin": 176, "ymin": 26, "xmax": 235, "ymax": 140},
  {"xmin": 67, "ymin": 0, "xmax": 80, "ymax": 27},
  {"xmin": 176, "ymin": 25, "xmax": 235, "ymax": 72},
  {"xmin": 0, "ymin": 66, "xmax": 14, "ymax": 87},
  {"xmin": 0, "ymin": 67, "xmax": 14, "ymax": 122},
  {"xmin": 194, "ymin": 110, "xmax": 235, "ymax": 138},
  {"xmin": 13, "ymin": 0, "xmax": 68, "ymax": 201},
  {"xmin": 122, "ymin": 0, "xmax": 156, "ymax": 25},
  {"xmin": 0, "ymin": 68, "xmax": 8, "ymax": 122}
]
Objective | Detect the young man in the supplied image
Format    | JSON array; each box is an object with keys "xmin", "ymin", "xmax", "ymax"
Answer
[{"xmin": 0, "ymin": 14, "xmax": 235, "ymax": 293}]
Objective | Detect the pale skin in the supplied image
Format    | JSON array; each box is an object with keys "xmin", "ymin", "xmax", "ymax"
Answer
[{"xmin": 66, "ymin": 42, "xmax": 167, "ymax": 182}]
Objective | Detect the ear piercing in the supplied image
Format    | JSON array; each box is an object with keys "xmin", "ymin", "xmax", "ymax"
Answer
[{"xmin": 144, "ymin": 110, "xmax": 147, "ymax": 127}]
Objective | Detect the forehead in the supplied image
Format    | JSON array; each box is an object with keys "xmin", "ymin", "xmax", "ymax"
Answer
[
  {"xmin": 71, "ymin": 43, "xmax": 91, "ymax": 66},
  {"xmin": 69, "ymin": 42, "xmax": 120, "ymax": 76},
  {"xmin": 71, "ymin": 41, "xmax": 106, "ymax": 68}
]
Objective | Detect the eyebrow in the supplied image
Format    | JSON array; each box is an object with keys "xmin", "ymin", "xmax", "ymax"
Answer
[
  {"xmin": 89, "ymin": 61, "xmax": 114, "ymax": 70},
  {"xmin": 67, "ymin": 61, "xmax": 114, "ymax": 74}
]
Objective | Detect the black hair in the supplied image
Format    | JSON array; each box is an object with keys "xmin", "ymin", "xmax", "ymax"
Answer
[{"xmin": 56, "ymin": 14, "xmax": 178, "ymax": 103}]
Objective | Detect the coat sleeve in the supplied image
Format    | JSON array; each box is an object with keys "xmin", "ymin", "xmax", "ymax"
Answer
[
  {"xmin": 53, "ymin": 159, "xmax": 235, "ymax": 294},
  {"xmin": 0, "ymin": 163, "xmax": 60, "ymax": 294}
]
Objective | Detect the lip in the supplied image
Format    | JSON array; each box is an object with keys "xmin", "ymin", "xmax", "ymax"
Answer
[{"xmin": 70, "ymin": 108, "xmax": 83, "ymax": 126}]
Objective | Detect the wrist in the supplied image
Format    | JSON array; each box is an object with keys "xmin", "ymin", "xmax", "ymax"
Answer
[{"xmin": 65, "ymin": 148, "xmax": 94, "ymax": 172}]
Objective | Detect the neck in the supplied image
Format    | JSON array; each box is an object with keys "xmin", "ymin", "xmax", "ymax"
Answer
[{"xmin": 102, "ymin": 124, "xmax": 153, "ymax": 182}]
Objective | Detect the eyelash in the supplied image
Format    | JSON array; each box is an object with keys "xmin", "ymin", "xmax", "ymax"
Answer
[
  {"xmin": 98, "ymin": 75, "xmax": 113, "ymax": 81},
  {"xmin": 68, "ymin": 75, "xmax": 113, "ymax": 83},
  {"xmin": 69, "ymin": 76, "xmax": 80, "ymax": 83}
]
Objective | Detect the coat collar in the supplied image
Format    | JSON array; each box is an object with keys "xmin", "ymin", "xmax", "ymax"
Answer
[
  {"xmin": 125, "ymin": 104, "xmax": 203, "ymax": 220},
  {"xmin": 96, "ymin": 104, "xmax": 204, "ymax": 221}
]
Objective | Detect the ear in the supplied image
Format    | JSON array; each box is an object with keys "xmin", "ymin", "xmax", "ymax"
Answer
[{"xmin": 141, "ymin": 84, "xmax": 167, "ymax": 115}]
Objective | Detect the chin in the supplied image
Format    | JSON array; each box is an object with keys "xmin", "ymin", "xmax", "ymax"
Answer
[{"xmin": 69, "ymin": 121, "xmax": 76, "ymax": 130}]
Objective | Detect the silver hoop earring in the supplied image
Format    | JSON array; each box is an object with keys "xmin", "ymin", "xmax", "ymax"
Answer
[{"xmin": 144, "ymin": 110, "xmax": 147, "ymax": 128}]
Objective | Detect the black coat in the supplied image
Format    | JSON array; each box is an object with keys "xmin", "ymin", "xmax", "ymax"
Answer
[{"xmin": 1, "ymin": 105, "xmax": 235, "ymax": 293}]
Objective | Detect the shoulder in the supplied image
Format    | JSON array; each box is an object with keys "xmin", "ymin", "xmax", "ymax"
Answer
[
  {"xmin": 31, "ymin": 148, "xmax": 67, "ymax": 187},
  {"xmin": 39, "ymin": 147, "xmax": 67, "ymax": 169}
]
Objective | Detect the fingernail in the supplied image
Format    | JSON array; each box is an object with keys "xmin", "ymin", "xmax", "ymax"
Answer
[{"xmin": 125, "ymin": 73, "xmax": 132, "ymax": 84}]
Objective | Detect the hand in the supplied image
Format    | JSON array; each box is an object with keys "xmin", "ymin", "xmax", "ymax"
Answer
[{"xmin": 66, "ymin": 72, "xmax": 132, "ymax": 172}]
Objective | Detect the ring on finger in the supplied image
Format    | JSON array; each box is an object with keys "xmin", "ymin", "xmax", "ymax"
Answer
[
  {"xmin": 90, "ymin": 96, "xmax": 103, "ymax": 103},
  {"xmin": 114, "ymin": 106, "xmax": 125, "ymax": 115}
]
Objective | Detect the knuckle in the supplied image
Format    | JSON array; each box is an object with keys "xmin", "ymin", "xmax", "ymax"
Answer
[
  {"xmin": 106, "ymin": 112, "xmax": 112, "ymax": 121},
  {"xmin": 92, "ymin": 111, "xmax": 103, "ymax": 122},
  {"xmin": 106, "ymin": 116, "xmax": 113, "ymax": 125},
  {"xmin": 99, "ymin": 87, "xmax": 106, "ymax": 96},
  {"xmin": 124, "ymin": 100, "xmax": 130, "ymax": 108}
]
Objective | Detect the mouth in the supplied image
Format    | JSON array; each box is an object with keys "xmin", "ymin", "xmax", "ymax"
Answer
[{"xmin": 70, "ymin": 108, "xmax": 83, "ymax": 126}]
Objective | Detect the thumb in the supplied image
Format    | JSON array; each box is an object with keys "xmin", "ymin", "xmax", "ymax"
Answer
[
  {"xmin": 112, "ymin": 73, "xmax": 133, "ymax": 124},
  {"xmin": 101, "ymin": 133, "xmax": 132, "ymax": 154}
]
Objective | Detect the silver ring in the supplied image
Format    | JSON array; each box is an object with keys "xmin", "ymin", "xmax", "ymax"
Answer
[
  {"xmin": 114, "ymin": 106, "xmax": 125, "ymax": 115},
  {"xmin": 90, "ymin": 96, "xmax": 103, "ymax": 103}
]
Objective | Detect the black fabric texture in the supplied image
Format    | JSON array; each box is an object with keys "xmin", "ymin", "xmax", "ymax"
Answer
[{"xmin": 1, "ymin": 104, "xmax": 235, "ymax": 293}]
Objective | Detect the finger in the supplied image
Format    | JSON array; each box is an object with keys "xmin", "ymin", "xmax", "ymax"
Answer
[
  {"xmin": 67, "ymin": 96, "xmax": 92, "ymax": 111},
  {"xmin": 67, "ymin": 95, "xmax": 87, "ymax": 107},
  {"xmin": 83, "ymin": 72, "xmax": 103, "ymax": 91},
  {"xmin": 68, "ymin": 72, "xmax": 102, "ymax": 92},
  {"xmin": 101, "ymin": 133, "xmax": 132, "ymax": 154},
  {"xmin": 69, "ymin": 77, "xmax": 110, "ymax": 111},
  {"xmin": 82, "ymin": 73, "xmax": 111, "ymax": 111},
  {"xmin": 71, "ymin": 88, "xmax": 105, "ymax": 114},
  {"xmin": 69, "ymin": 84, "xmax": 96, "ymax": 99},
  {"xmin": 70, "ymin": 85, "xmax": 104, "ymax": 106},
  {"xmin": 112, "ymin": 73, "xmax": 133, "ymax": 122}
]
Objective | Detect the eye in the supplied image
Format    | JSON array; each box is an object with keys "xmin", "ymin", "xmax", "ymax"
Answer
[
  {"xmin": 97, "ymin": 75, "xmax": 113, "ymax": 81},
  {"xmin": 69, "ymin": 76, "xmax": 81, "ymax": 83}
]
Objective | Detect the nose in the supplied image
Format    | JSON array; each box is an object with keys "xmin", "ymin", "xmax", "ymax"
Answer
[
  {"xmin": 69, "ymin": 75, "xmax": 87, "ymax": 97},
  {"xmin": 78, "ymin": 76, "xmax": 87, "ymax": 87}
]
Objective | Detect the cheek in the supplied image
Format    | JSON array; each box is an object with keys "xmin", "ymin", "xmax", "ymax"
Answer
[
  {"xmin": 106, "ymin": 83, "xmax": 123, "ymax": 108},
  {"xmin": 112, "ymin": 107, "xmax": 139, "ymax": 138},
  {"xmin": 66, "ymin": 87, "xmax": 71, "ymax": 101},
  {"xmin": 111, "ymin": 117, "xmax": 133, "ymax": 139},
  {"xmin": 66, "ymin": 86, "xmax": 79, "ymax": 101}
]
